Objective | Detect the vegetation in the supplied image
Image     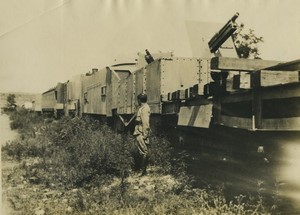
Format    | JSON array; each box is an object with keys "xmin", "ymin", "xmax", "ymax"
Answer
[
  {"xmin": 8, "ymin": 108, "xmax": 43, "ymax": 135},
  {"xmin": 7, "ymin": 93, "xmax": 16, "ymax": 106},
  {"xmin": 2, "ymin": 109, "xmax": 285, "ymax": 214},
  {"xmin": 2, "ymin": 93, "xmax": 17, "ymax": 111},
  {"xmin": 232, "ymin": 23, "xmax": 264, "ymax": 59}
]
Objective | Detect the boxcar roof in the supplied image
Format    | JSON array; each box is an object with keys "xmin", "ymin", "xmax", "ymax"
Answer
[{"xmin": 42, "ymin": 87, "xmax": 56, "ymax": 95}]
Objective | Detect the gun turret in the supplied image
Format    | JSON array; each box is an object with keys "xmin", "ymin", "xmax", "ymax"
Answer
[{"xmin": 208, "ymin": 12, "xmax": 239, "ymax": 53}]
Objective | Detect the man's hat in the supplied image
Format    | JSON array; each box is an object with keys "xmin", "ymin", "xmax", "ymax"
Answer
[{"xmin": 137, "ymin": 93, "xmax": 147, "ymax": 102}]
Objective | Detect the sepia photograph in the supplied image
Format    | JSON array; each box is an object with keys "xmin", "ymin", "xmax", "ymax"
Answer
[{"xmin": 1, "ymin": 0, "xmax": 300, "ymax": 214}]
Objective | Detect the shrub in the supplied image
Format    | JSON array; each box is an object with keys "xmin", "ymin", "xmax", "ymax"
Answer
[
  {"xmin": 34, "ymin": 117, "xmax": 136, "ymax": 187},
  {"xmin": 8, "ymin": 108, "xmax": 43, "ymax": 136},
  {"xmin": 2, "ymin": 140, "xmax": 24, "ymax": 161},
  {"xmin": 3, "ymin": 110, "xmax": 174, "ymax": 188}
]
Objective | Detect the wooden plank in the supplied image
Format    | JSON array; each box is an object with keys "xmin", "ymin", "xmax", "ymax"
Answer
[
  {"xmin": 220, "ymin": 100, "xmax": 252, "ymax": 118},
  {"xmin": 191, "ymin": 84, "xmax": 199, "ymax": 97},
  {"xmin": 225, "ymin": 72, "xmax": 240, "ymax": 92},
  {"xmin": 211, "ymin": 57, "xmax": 282, "ymax": 71},
  {"xmin": 262, "ymin": 97, "xmax": 300, "ymax": 118},
  {"xmin": 221, "ymin": 92, "xmax": 252, "ymax": 103},
  {"xmin": 218, "ymin": 115, "xmax": 253, "ymax": 130},
  {"xmin": 265, "ymin": 59, "xmax": 300, "ymax": 71},
  {"xmin": 262, "ymin": 82, "xmax": 300, "ymax": 100},
  {"xmin": 178, "ymin": 90, "xmax": 186, "ymax": 100},
  {"xmin": 213, "ymin": 94, "xmax": 222, "ymax": 125},
  {"xmin": 261, "ymin": 117, "xmax": 300, "ymax": 131},
  {"xmin": 260, "ymin": 70, "xmax": 299, "ymax": 86},
  {"xmin": 162, "ymin": 101, "xmax": 180, "ymax": 114},
  {"xmin": 226, "ymin": 70, "xmax": 299, "ymax": 88},
  {"xmin": 218, "ymin": 115, "xmax": 300, "ymax": 131},
  {"xmin": 178, "ymin": 104, "xmax": 212, "ymax": 128},
  {"xmin": 185, "ymin": 96, "xmax": 212, "ymax": 106},
  {"xmin": 184, "ymin": 88, "xmax": 190, "ymax": 99},
  {"xmin": 252, "ymin": 88, "xmax": 262, "ymax": 129},
  {"xmin": 240, "ymin": 73, "xmax": 251, "ymax": 89}
]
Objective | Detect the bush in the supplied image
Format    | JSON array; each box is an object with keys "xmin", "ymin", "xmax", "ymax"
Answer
[
  {"xmin": 2, "ymin": 140, "xmax": 24, "ymax": 161},
  {"xmin": 30, "ymin": 117, "xmax": 136, "ymax": 188},
  {"xmin": 3, "ymin": 109, "xmax": 174, "ymax": 188},
  {"xmin": 2, "ymin": 137, "xmax": 46, "ymax": 161},
  {"xmin": 8, "ymin": 108, "xmax": 43, "ymax": 136}
]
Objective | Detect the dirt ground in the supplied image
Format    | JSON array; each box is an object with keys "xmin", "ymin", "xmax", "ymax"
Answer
[{"xmin": 1, "ymin": 113, "xmax": 18, "ymax": 215}]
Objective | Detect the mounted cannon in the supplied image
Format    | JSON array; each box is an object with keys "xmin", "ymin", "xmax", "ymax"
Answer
[{"xmin": 208, "ymin": 12, "xmax": 239, "ymax": 53}]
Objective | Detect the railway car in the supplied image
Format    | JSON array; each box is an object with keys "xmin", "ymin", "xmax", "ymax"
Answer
[
  {"xmin": 211, "ymin": 57, "xmax": 300, "ymax": 131},
  {"xmin": 32, "ymin": 94, "xmax": 42, "ymax": 113},
  {"xmin": 41, "ymin": 82, "xmax": 66, "ymax": 118},
  {"xmin": 40, "ymin": 12, "xmax": 300, "ymax": 163},
  {"xmin": 163, "ymin": 56, "xmax": 300, "ymax": 160},
  {"xmin": 114, "ymin": 13, "xmax": 300, "ymax": 162},
  {"xmin": 65, "ymin": 74, "xmax": 84, "ymax": 117},
  {"xmin": 81, "ymin": 64, "xmax": 136, "ymax": 122},
  {"xmin": 114, "ymin": 56, "xmax": 212, "ymax": 133},
  {"xmin": 78, "ymin": 52, "xmax": 173, "ymax": 128}
]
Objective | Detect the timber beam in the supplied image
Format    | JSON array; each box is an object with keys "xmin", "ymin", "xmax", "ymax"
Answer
[
  {"xmin": 264, "ymin": 59, "xmax": 300, "ymax": 71},
  {"xmin": 211, "ymin": 57, "xmax": 282, "ymax": 71}
]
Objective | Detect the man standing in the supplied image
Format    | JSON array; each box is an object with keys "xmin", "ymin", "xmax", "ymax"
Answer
[{"xmin": 134, "ymin": 93, "xmax": 151, "ymax": 176}]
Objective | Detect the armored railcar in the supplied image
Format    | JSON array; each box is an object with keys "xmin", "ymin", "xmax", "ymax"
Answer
[
  {"xmin": 40, "ymin": 13, "xmax": 300, "ymax": 162},
  {"xmin": 65, "ymin": 74, "xmax": 84, "ymax": 117},
  {"xmin": 81, "ymin": 64, "xmax": 136, "ymax": 121},
  {"xmin": 41, "ymin": 82, "xmax": 66, "ymax": 117}
]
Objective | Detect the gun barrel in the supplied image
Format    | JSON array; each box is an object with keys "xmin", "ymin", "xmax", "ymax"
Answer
[
  {"xmin": 231, "ymin": 12, "xmax": 239, "ymax": 22},
  {"xmin": 208, "ymin": 12, "xmax": 239, "ymax": 53}
]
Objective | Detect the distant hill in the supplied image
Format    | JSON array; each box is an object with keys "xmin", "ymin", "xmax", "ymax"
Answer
[{"xmin": 0, "ymin": 92, "xmax": 41, "ymax": 108}]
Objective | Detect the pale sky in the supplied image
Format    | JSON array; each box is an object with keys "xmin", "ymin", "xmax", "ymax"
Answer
[{"xmin": 1, "ymin": 0, "xmax": 300, "ymax": 93}]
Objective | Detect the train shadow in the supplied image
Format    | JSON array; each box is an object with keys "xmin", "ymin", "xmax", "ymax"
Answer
[{"xmin": 169, "ymin": 127, "xmax": 300, "ymax": 214}]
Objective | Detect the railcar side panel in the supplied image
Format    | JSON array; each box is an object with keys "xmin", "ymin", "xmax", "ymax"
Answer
[
  {"xmin": 41, "ymin": 89, "xmax": 56, "ymax": 111},
  {"xmin": 107, "ymin": 69, "xmax": 131, "ymax": 116},
  {"xmin": 66, "ymin": 74, "xmax": 83, "ymax": 116},
  {"xmin": 118, "ymin": 78, "xmax": 127, "ymax": 114},
  {"xmin": 135, "ymin": 68, "xmax": 146, "ymax": 100},
  {"xmin": 161, "ymin": 58, "xmax": 200, "ymax": 98},
  {"xmin": 82, "ymin": 69, "xmax": 107, "ymax": 115},
  {"xmin": 56, "ymin": 83, "xmax": 65, "ymax": 110},
  {"xmin": 106, "ymin": 69, "xmax": 114, "ymax": 117},
  {"xmin": 145, "ymin": 60, "xmax": 161, "ymax": 114},
  {"xmin": 126, "ymin": 73, "xmax": 135, "ymax": 114}
]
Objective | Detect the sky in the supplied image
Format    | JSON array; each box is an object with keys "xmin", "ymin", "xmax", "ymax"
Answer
[{"xmin": 1, "ymin": 0, "xmax": 300, "ymax": 93}]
